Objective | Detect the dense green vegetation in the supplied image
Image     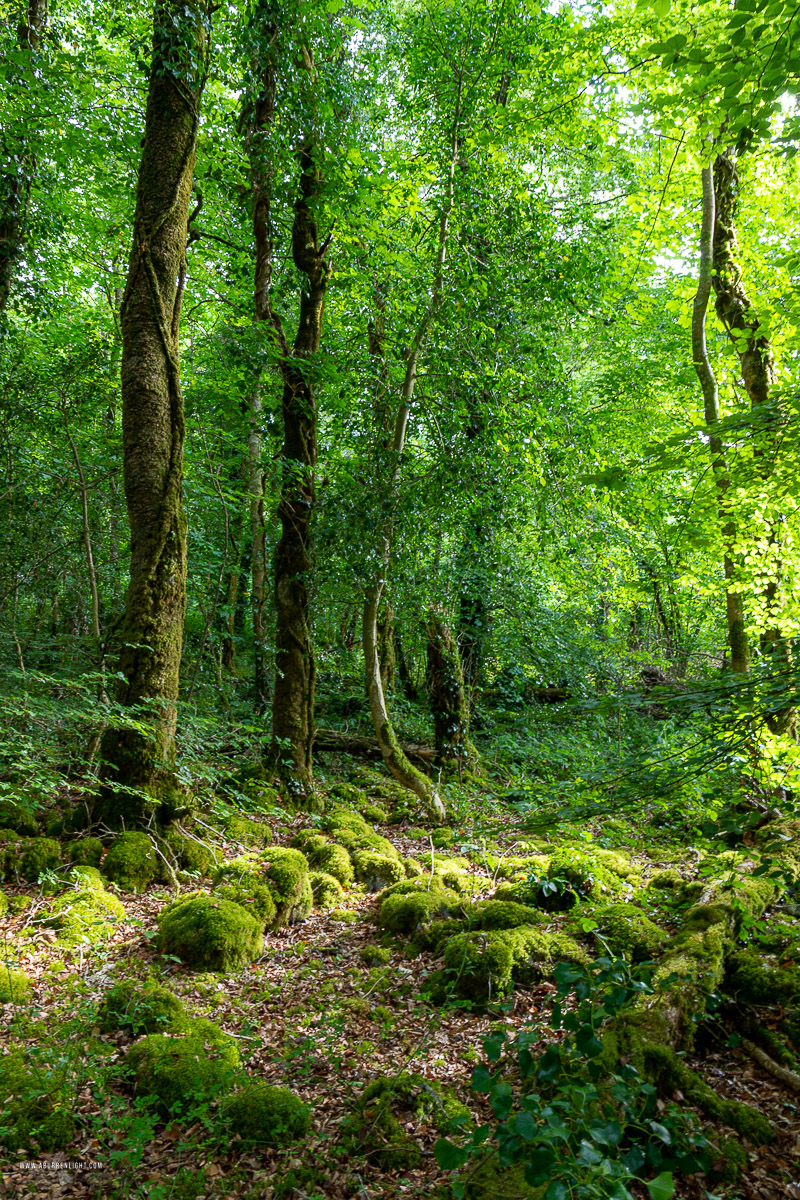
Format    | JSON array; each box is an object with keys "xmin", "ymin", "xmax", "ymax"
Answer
[{"xmin": 1, "ymin": 0, "xmax": 800, "ymax": 1196}]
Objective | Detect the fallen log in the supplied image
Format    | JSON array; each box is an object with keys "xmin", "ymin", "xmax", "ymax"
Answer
[{"xmin": 313, "ymin": 727, "xmax": 436, "ymax": 767}]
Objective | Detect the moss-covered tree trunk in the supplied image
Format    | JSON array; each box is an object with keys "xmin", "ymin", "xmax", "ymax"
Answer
[
  {"xmin": 245, "ymin": 31, "xmax": 330, "ymax": 800},
  {"xmin": 97, "ymin": 0, "xmax": 206, "ymax": 824},
  {"xmin": 426, "ymin": 612, "xmax": 478, "ymax": 770},
  {"xmin": 0, "ymin": 0, "xmax": 46, "ymax": 313}
]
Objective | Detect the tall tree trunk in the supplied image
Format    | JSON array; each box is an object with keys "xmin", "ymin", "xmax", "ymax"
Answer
[
  {"xmin": 245, "ymin": 32, "xmax": 330, "ymax": 800},
  {"xmin": 97, "ymin": 0, "xmax": 206, "ymax": 825},
  {"xmin": 249, "ymin": 387, "xmax": 269, "ymax": 713},
  {"xmin": 362, "ymin": 112, "xmax": 460, "ymax": 823},
  {"xmin": 426, "ymin": 612, "xmax": 477, "ymax": 770},
  {"xmin": 692, "ymin": 163, "xmax": 749, "ymax": 674},
  {"xmin": 0, "ymin": 0, "xmax": 47, "ymax": 312}
]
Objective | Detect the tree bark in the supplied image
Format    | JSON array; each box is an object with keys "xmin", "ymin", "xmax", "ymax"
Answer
[
  {"xmin": 426, "ymin": 612, "xmax": 478, "ymax": 770},
  {"xmin": 692, "ymin": 164, "xmax": 749, "ymax": 674},
  {"xmin": 248, "ymin": 388, "xmax": 270, "ymax": 714},
  {"xmin": 0, "ymin": 0, "xmax": 47, "ymax": 312},
  {"xmin": 98, "ymin": 0, "xmax": 206, "ymax": 825}
]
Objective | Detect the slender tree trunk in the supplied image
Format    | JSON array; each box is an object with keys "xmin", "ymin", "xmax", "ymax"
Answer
[
  {"xmin": 248, "ymin": 387, "xmax": 270, "ymax": 713},
  {"xmin": 0, "ymin": 0, "xmax": 46, "ymax": 313},
  {"xmin": 426, "ymin": 612, "xmax": 478, "ymax": 770},
  {"xmin": 97, "ymin": 0, "xmax": 206, "ymax": 825},
  {"xmin": 362, "ymin": 114, "xmax": 459, "ymax": 822},
  {"xmin": 692, "ymin": 164, "xmax": 749, "ymax": 674}
]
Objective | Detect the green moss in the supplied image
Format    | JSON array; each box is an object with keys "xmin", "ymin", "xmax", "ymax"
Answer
[
  {"xmin": 156, "ymin": 893, "xmax": 264, "ymax": 971},
  {"xmin": 290, "ymin": 829, "xmax": 329, "ymax": 854},
  {"xmin": 0, "ymin": 1051, "xmax": 76, "ymax": 1152},
  {"xmin": 724, "ymin": 948, "xmax": 800, "ymax": 1005},
  {"xmin": 307, "ymin": 840, "xmax": 355, "ymax": 887},
  {"xmin": 64, "ymin": 837, "xmax": 103, "ymax": 868},
  {"xmin": 126, "ymin": 1017, "xmax": 241, "ymax": 1115},
  {"xmin": 710, "ymin": 1135, "xmax": 748, "ymax": 1184},
  {"xmin": 0, "ymin": 888, "xmax": 7, "ymax": 917},
  {"xmin": 361, "ymin": 944, "xmax": 391, "ymax": 966},
  {"xmin": 0, "ymin": 799, "xmax": 38, "ymax": 836},
  {"xmin": 15, "ymin": 836, "xmax": 61, "ymax": 882},
  {"xmin": 328, "ymin": 780, "xmax": 366, "ymax": 806},
  {"xmin": 463, "ymin": 1157, "xmax": 546, "ymax": 1199},
  {"xmin": 360, "ymin": 801, "xmax": 389, "ymax": 823},
  {"xmin": 102, "ymin": 831, "xmax": 158, "ymax": 892},
  {"xmin": 310, "ymin": 870, "xmax": 345, "ymax": 909},
  {"xmin": 439, "ymin": 926, "xmax": 588, "ymax": 1004},
  {"xmin": 322, "ymin": 807, "xmax": 400, "ymax": 861},
  {"xmin": 165, "ymin": 829, "xmax": 214, "ymax": 876},
  {"xmin": 649, "ymin": 868, "xmax": 683, "ymax": 890},
  {"xmin": 406, "ymin": 826, "xmax": 428, "ymax": 840},
  {"xmin": 98, "ymin": 980, "xmax": 185, "ymax": 1034},
  {"xmin": 257, "ymin": 846, "xmax": 313, "ymax": 925},
  {"xmin": 0, "ymin": 965, "xmax": 33, "ymax": 1003},
  {"xmin": 590, "ymin": 903, "xmax": 669, "ymax": 961},
  {"xmin": 220, "ymin": 1083, "xmax": 311, "ymax": 1147},
  {"xmin": 404, "ymin": 857, "xmax": 424, "ymax": 877},
  {"xmin": 214, "ymin": 878, "xmax": 277, "ymax": 928},
  {"xmin": 330, "ymin": 908, "xmax": 359, "ymax": 924},
  {"xmin": 341, "ymin": 1073, "xmax": 469, "ymax": 1170},
  {"xmin": 547, "ymin": 847, "xmax": 628, "ymax": 901},
  {"xmin": 644, "ymin": 1043, "xmax": 773, "ymax": 1144},
  {"xmin": 353, "ymin": 849, "xmax": 405, "ymax": 891},
  {"xmin": 432, "ymin": 826, "xmax": 455, "ymax": 848},
  {"xmin": 45, "ymin": 867, "xmax": 126, "ymax": 945},
  {"xmin": 379, "ymin": 887, "xmax": 461, "ymax": 935},
  {"xmin": 224, "ymin": 813, "xmax": 271, "ymax": 847},
  {"xmin": 469, "ymin": 900, "xmax": 548, "ymax": 931}
]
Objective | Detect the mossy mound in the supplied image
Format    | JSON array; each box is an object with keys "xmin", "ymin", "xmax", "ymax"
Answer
[
  {"xmin": 404, "ymin": 857, "xmax": 424, "ymax": 877},
  {"xmin": 493, "ymin": 878, "xmax": 576, "ymax": 912},
  {"xmin": 126, "ymin": 1017, "xmax": 241, "ymax": 1115},
  {"xmin": 359, "ymin": 801, "xmax": 389, "ymax": 823},
  {"xmin": 224, "ymin": 813, "xmax": 271, "ymax": 847},
  {"xmin": 488, "ymin": 853, "xmax": 551, "ymax": 879},
  {"xmin": 214, "ymin": 878, "xmax": 277, "ymax": 928},
  {"xmin": 547, "ymin": 846, "xmax": 629, "ymax": 901},
  {"xmin": 102, "ymin": 831, "xmax": 158, "ymax": 892},
  {"xmin": 432, "ymin": 926, "xmax": 588, "ymax": 1004},
  {"xmin": 165, "ymin": 828, "xmax": 214, "ymax": 876},
  {"xmin": 0, "ymin": 1051, "xmax": 76, "ymax": 1152},
  {"xmin": 0, "ymin": 888, "xmax": 7, "ymax": 917},
  {"xmin": 64, "ymin": 837, "xmax": 103, "ymax": 868},
  {"xmin": 220, "ymin": 1083, "xmax": 311, "ymax": 1147},
  {"xmin": 0, "ymin": 965, "xmax": 33, "ymax": 1003},
  {"xmin": 304, "ymin": 838, "xmax": 355, "ymax": 887},
  {"xmin": 433, "ymin": 862, "xmax": 482, "ymax": 897},
  {"xmin": 724, "ymin": 948, "xmax": 800, "ymax": 1005},
  {"xmin": 156, "ymin": 893, "xmax": 264, "ymax": 971},
  {"xmin": 44, "ymin": 866, "xmax": 126, "ymax": 945},
  {"xmin": 328, "ymin": 780, "xmax": 366, "ymax": 806},
  {"xmin": 309, "ymin": 870, "xmax": 345, "ymax": 909},
  {"xmin": 589, "ymin": 903, "xmax": 669, "ymax": 961},
  {"xmin": 98, "ymin": 980, "xmax": 185, "ymax": 1034},
  {"xmin": 341, "ymin": 1072, "xmax": 468, "ymax": 1169},
  {"xmin": 405, "ymin": 826, "xmax": 428, "ymax": 840},
  {"xmin": 649, "ymin": 868, "xmax": 683, "ymax": 890},
  {"xmin": 322, "ymin": 807, "xmax": 400, "ymax": 862},
  {"xmin": 0, "ymin": 799, "xmax": 38, "ymax": 836},
  {"xmin": 431, "ymin": 826, "xmax": 455, "ymax": 848},
  {"xmin": 469, "ymin": 899, "xmax": 548, "ymax": 931},
  {"xmin": 257, "ymin": 846, "xmax": 313, "ymax": 925},
  {"xmin": 378, "ymin": 885, "xmax": 462, "ymax": 936},
  {"xmin": 353, "ymin": 849, "xmax": 405, "ymax": 891},
  {"xmin": 17, "ymin": 836, "xmax": 61, "ymax": 882}
]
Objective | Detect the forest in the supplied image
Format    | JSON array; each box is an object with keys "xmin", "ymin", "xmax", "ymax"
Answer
[{"xmin": 1, "ymin": 0, "xmax": 800, "ymax": 1196}]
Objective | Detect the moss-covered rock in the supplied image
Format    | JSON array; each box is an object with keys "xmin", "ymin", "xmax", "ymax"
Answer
[
  {"xmin": 0, "ymin": 799, "xmax": 38, "ymax": 836},
  {"xmin": 214, "ymin": 878, "xmax": 277, "ymax": 928},
  {"xmin": 322, "ymin": 807, "xmax": 400, "ymax": 862},
  {"xmin": 126, "ymin": 1017, "xmax": 241, "ymax": 1114},
  {"xmin": 353, "ymin": 849, "xmax": 405, "ymax": 891},
  {"xmin": 361, "ymin": 944, "xmax": 391, "ymax": 966},
  {"xmin": 98, "ymin": 980, "xmax": 185, "ymax": 1034},
  {"xmin": 0, "ymin": 1051, "xmax": 76, "ymax": 1152},
  {"xmin": 649, "ymin": 868, "xmax": 683, "ymax": 890},
  {"xmin": 0, "ymin": 965, "xmax": 33, "ymax": 1003},
  {"xmin": 220, "ymin": 1083, "xmax": 311, "ymax": 1147},
  {"xmin": 404, "ymin": 857, "xmax": 424, "ymax": 877},
  {"xmin": 462, "ymin": 1157, "xmax": 544, "ymax": 1200},
  {"xmin": 341, "ymin": 1073, "xmax": 468, "ymax": 1169},
  {"xmin": 258, "ymin": 846, "xmax": 313, "ymax": 925},
  {"xmin": 589, "ymin": 903, "xmax": 669, "ymax": 962},
  {"xmin": 328, "ymin": 780, "xmax": 366, "ymax": 806},
  {"xmin": 17, "ymin": 836, "xmax": 61, "ymax": 882},
  {"xmin": 360, "ymin": 801, "xmax": 389, "ymax": 823},
  {"xmin": 102, "ymin": 831, "xmax": 158, "ymax": 892},
  {"xmin": 431, "ymin": 826, "xmax": 455, "ymax": 848},
  {"xmin": 165, "ymin": 828, "xmax": 214, "ymax": 876},
  {"xmin": 310, "ymin": 869, "xmax": 345, "ymax": 909},
  {"xmin": 378, "ymin": 886, "xmax": 462, "ymax": 936},
  {"xmin": 469, "ymin": 899, "xmax": 548, "ymax": 931},
  {"xmin": 547, "ymin": 846, "xmax": 629, "ymax": 902},
  {"xmin": 156, "ymin": 893, "xmax": 264, "ymax": 971},
  {"xmin": 224, "ymin": 813, "xmax": 271, "ymax": 848},
  {"xmin": 724, "ymin": 948, "xmax": 800, "ymax": 1005},
  {"xmin": 306, "ymin": 839, "xmax": 355, "ymax": 887},
  {"xmin": 64, "ymin": 837, "xmax": 103, "ymax": 868},
  {"xmin": 434, "ymin": 926, "xmax": 589, "ymax": 1004},
  {"xmin": 44, "ymin": 866, "xmax": 126, "ymax": 945}
]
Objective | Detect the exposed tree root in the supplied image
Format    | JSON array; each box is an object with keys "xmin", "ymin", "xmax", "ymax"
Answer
[{"xmin": 742, "ymin": 1037, "xmax": 800, "ymax": 1093}]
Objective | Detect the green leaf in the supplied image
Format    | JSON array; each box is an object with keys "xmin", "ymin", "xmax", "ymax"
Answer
[
  {"xmin": 434, "ymin": 1139, "xmax": 469, "ymax": 1171},
  {"xmin": 647, "ymin": 1172, "xmax": 675, "ymax": 1200},
  {"xmin": 651, "ymin": 0, "xmax": 671, "ymax": 15}
]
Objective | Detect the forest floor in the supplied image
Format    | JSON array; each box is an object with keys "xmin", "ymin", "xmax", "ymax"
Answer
[{"xmin": 1, "ymin": 755, "xmax": 799, "ymax": 1200}]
